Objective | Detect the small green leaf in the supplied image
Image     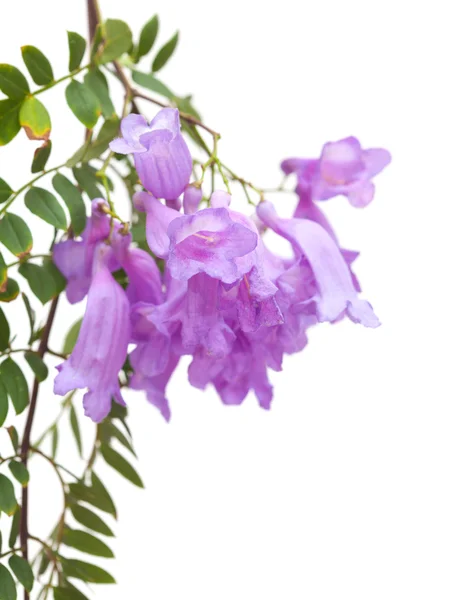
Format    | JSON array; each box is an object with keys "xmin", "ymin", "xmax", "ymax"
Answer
[
  {"xmin": 19, "ymin": 262, "xmax": 65, "ymax": 304},
  {"xmin": 0, "ymin": 213, "xmax": 32, "ymax": 257},
  {"xmin": 68, "ymin": 32, "xmax": 87, "ymax": 72},
  {"xmin": 8, "ymin": 506, "xmax": 21, "ymax": 548},
  {"xmin": 0, "ymin": 278, "xmax": 20, "ymax": 303},
  {"xmin": 0, "ymin": 178, "xmax": 13, "ymax": 204},
  {"xmin": 100, "ymin": 421, "xmax": 136, "ymax": 457},
  {"xmin": 8, "ymin": 461, "xmax": 29, "ymax": 487},
  {"xmin": 84, "ymin": 69, "xmax": 115, "ymax": 119},
  {"xmin": 53, "ymin": 583, "xmax": 90, "ymax": 600},
  {"xmin": 98, "ymin": 20, "xmax": 133, "ymax": 64},
  {"xmin": 131, "ymin": 71, "xmax": 174, "ymax": 99},
  {"xmin": 0, "ymin": 99, "xmax": 22, "ymax": 146},
  {"xmin": 51, "ymin": 426, "xmax": 58, "ymax": 459},
  {"xmin": 31, "ymin": 140, "xmax": 52, "ymax": 173},
  {"xmin": 152, "ymin": 31, "xmax": 179, "ymax": 73},
  {"xmin": 72, "ymin": 165, "xmax": 101, "ymax": 200},
  {"xmin": 83, "ymin": 117, "xmax": 120, "ymax": 162},
  {"xmin": 19, "ymin": 96, "xmax": 51, "ymax": 141},
  {"xmin": 63, "ymin": 529, "xmax": 114, "ymax": 558},
  {"xmin": 52, "ymin": 174, "xmax": 86, "ymax": 236},
  {"xmin": 60, "ymin": 559, "xmax": 115, "ymax": 584},
  {"xmin": 0, "ymin": 358, "xmax": 29, "ymax": 414},
  {"xmin": 68, "ymin": 476, "xmax": 116, "ymax": 519},
  {"xmin": 70, "ymin": 505, "xmax": 114, "ymax": 537},
  {"xmin": 37, "ymin": 552, "xmax": 50, "ymax": 577},
  {"xmin": 65, "ymin": 141, "xmax": 91, "ymax": 168},
  {"xmin": 69, "ymin": 405, "xmax": 83, "ymax": 457},
  {"xmin": 0, "ymin": 563, "xmax": 16, "ymax": 600},
  {"xmin": 101, "ymin": 445, "xmax": 144, "ymax": 487},
  {"xmin": 63, "ymin": 318, "xmax": 82, "ymax": 354},
  {"xmin": 0, "ymin": 306, "xmax": 10, "ymax": 351},
  {"xmin": 21, "ymin": 46, "xmax": 53, "ymax": 85},
  {"xmin": 0, "ymin": 380, "xmax": 8, "ymax": 427},
  {"xmin": 0, "ymin": 474, "xmax": 18, "ymax": 515},
  {"xmin": 65, "ymin": 80, "xmax": 101, "ymax": 129},
  {"xmin": 0, "ymin": 251, "xmax": 7, "ymax": 291},
  {"xmin": 0, "ymin": 64, "xmax": 29, "ymax": 99},
  {"xmin": 7, "ymin": 426, "xmax": 19, "ymax": 452},
  {"xmin": 21, "ymin": 293, "xmax": 35, "ymax": 344},
  {"xmin": 24, "ymin": 187, "xmax": 66, "ymax": 229},
  {"xmin": 136, "ymin": 15, "xmax": 159, "ymax": 60},
  {"xmin": 24, "ymin": 351, "xmax": 48, "ymax": 382},
  {"xmin": 8, "ymin": 555, "xmax": 34, "ymax": 593}
]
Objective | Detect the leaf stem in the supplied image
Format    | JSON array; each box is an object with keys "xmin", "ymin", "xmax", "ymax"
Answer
[
  {"xmin": 33, "ymin": 65, "xmax": 90, "ymax": 97},
  {"xmin": 6, "ymin": 254, "xmax": 52, "ymax": 269}
]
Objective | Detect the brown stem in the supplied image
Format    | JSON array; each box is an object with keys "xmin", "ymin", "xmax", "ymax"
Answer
[
  {"xmin": 87, "ymin": 0, "xmax": 101, "ymax": 44},
  {"xmin": 20, "ymin": 296, "xmax": 59, "ymax": 600}
]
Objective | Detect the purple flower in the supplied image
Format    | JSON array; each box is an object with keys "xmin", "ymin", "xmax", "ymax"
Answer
[
  {"xmin": 183, "ymin": 184, "xmax": 202, "ymax": 214},
  {"xmin": 257, "ymin": 201, "xmax": 380, "ymax": 327},
  {"xmin": 122, "ymin": 247, "xmax": 163, "ymax": 305},
  {"xmin": 53, "ymin": 199, "xmax": 110, "ymax": 303},
  {"xmin": 54, "ymin": 245, "xmax": 131, "ymax": 422},
  {"xmin": 282, "ymin": 136, "xmax": 391, "ymax": 208},
  {"xmin": 133, "ymin": 191, "xmax": 180, "ymax": 259},
  {"xmin": 110, "ymin": 109, "xmax": 192, "ymax": 201}
]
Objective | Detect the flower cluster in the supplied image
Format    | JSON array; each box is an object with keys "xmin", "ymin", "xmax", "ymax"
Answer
[{"xmin": 53, "ymin": 109, "xmax": 390, "ymax": 422}]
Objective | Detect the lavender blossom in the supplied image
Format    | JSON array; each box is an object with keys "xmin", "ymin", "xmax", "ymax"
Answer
[{"xmin": 110, "ymin": 109, "xmax": 192, "ymax": 201}]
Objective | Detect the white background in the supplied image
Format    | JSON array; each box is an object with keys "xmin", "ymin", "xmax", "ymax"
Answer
[{"xmin": 1, "ymin": 0, "xmax": 451, "ymax": 598}]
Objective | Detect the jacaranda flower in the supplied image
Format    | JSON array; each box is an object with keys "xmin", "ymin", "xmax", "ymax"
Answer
[
  {"xmin": 110, "ymin": 109, "xmax": 192, "ymax": 201},
  {"xmin": 54, "ymin": 244, "xmax": 131, "ymax": 422},
  {"xmin": 281, "ymin": 136, "xmax": 391, "ymax": 208}
]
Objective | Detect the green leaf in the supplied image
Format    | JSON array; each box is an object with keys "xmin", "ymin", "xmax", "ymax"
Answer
[
  {"xmin": 19, "ymin": 262, "xmax": 65, "ymax": 304},
  {"xmin": 0, "ymin": 178, "xmax": 13, "ymax": 204},
  {"xmin": 38, "ymin": 552, "xmax": 50, "ymax": 577},
  {"xmin": 70, "ymin": 505, "xmax": 114, "ymax": 537},
  {"xmin": 152, "ymin": 31, "xmax": 179, "ymax": 73},
  {"xmin": 83, "ymin": 117, "xmax": 120, "ymax": 162},
  {"xmin": 0, "ymin": 306, "xmax": 10, "ymax": 351},
  {"xmin": 0, "ymin": 278, "xmax": 20, "ymax": 303},
  {"xmin": 0, "ymin": 531, "xmax": 2, "ymax": 554},
  {"xmin": 0, "ymin": 99, "xmax": 22, "ymax": 146},
  {"xmin": 0, "ymin": 213, "xmax": 32, "ymax": 257},
  {"xmin": 24, "ymin": 187, "xmax": 66, "ymax": 229},
  {"xmin": 51, "ymin": 426, "xmax": 58, "ymax": 459},
  {"xmin": 52, "ymin": 174, "xmax": 86, "ymax": 236},
  {"xmin": 31, "ymin": 140, "xmax": 52, "ymax": 173},
  {"xmin": 101, "ymin": 445, "xmax": 143, "ymax": 487},
  {"xmin": 60, "ymin": 559, "xmax": 115, "ymax": 584},
  {"xmin": 7, "ymin": 426, "xmax": 19, "ymax": 452},
  {"xmin": 8, "ymin": 506, "xmax": 20, "ymax": 548},
  {"xmin": 0, "ymin": 380, "xmax": 8, "ymax": 427},
  {"xmin": 72, "ymin": 165, "xmax": 101, "ymax": 200},
  {"xmin": 0, "ymin": 359, "xmax": 28, "ymax": 414},
  {"xmin": 21, "ymin": 46, "xmax": 53, "ymax": 85},
  {"xmin": 69, "ymin": 405, "xmax": 83, "ymax": 457},
  {"xmin": 19, "ymin": 96, "xmax": 51, "ymax": 141},
  {"xmin": 24, "ymin": 351, "xmax": 48, "ymax": 382},
  {"xmin": 100, "ymin": 421, "xmax": 136, "ymax": 457},
  {"xmin": 21, "ymin": 293, "xmax": 35, "ymax": 344},
  {"xmin": 68, "ymin": 476, "xmax": 116, "ymax": 519},
  {"xmin": 63, "ymin": 529, "xmax": 114, "ymax": 558},
  {"xmin": 131, "ymin": 71, "xmax": 174, "ymax": 99},
  {"xmin": 65, "ymin": 80, "xmax": 101, "ymax": 129},
  {"xmin": 136, "ymin": 15, "xmax": 159, "ymax": 60},
  {"xmin": 84, "ymin": 69, "xmax": 115, "ymax": 119},
  {"xmin": 53, "ymin": 583, "xmax": 90, "ymax": 600},
  {"xmin": 0, "ymin": 64, "xmax": 29, "ymax": 99},
  {"xmin": 98, "ymin": 19, "xmax": 133, "ymax": 64},
  {"xmin": 63, "ymin": 318, "xmax": 82, "ymax": 354},
  {"xmin": 0, "ymin": 564, "xmax": 16, "ymax": 600},
  {"xmin": 0, "ymin": 251, "xmax": 7, "ymax": 290},
  {"xmin": 175, "ymin": 96, "xmax": 210, "ymax": 154},
  {"xmin": 68, "ymin": 32, "xmax": 87, "ymax": 72},
  {"xmin": 0, "ymin": 474, "xmax": 18, "ymax": 515},
  {"xmin": 8, "ymin": 461, "xmax": 29, "ymax": 487},
  {"xmin": 8, "ymin": 555, "xmax": 34, "ymax": 593}
]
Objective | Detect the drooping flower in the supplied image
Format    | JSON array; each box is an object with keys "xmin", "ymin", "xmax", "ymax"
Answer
[
  {"xmin": 54, "ymin": 245, "xmax": 131, "ymax": 422},
  {"xmin": 110, "ymin": 109, "xmax": 192, "ymax": 201},
  {"xmin": 282, "ymin": 136, "xmax": 391, "ymax": 208},
  {"xmin": 257, "ymin": 201, "xmax": 380, "ymax": 327},
  {"xmin": 52, "ymin": 199, "xmax": 111, "ymax": 303}
]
